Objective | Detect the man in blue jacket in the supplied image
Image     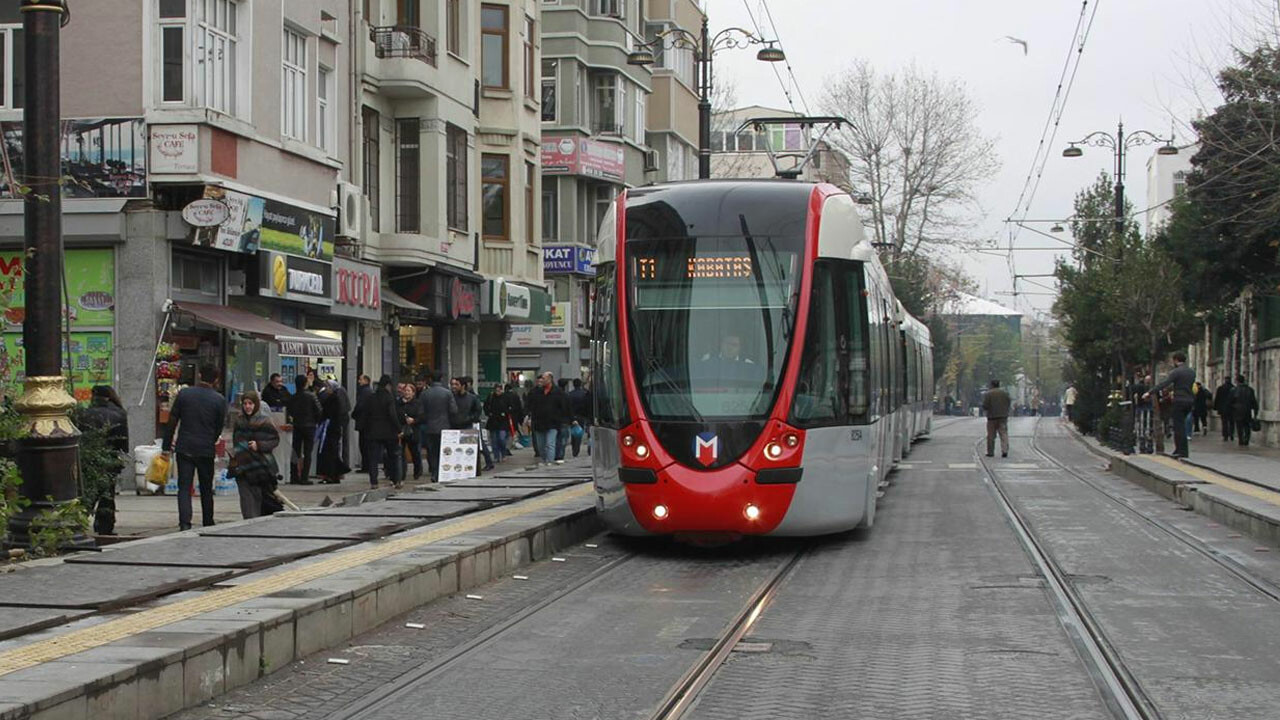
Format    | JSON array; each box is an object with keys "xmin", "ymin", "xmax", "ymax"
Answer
[{"xmin": 162, "ymin": 364, "xmax": 228, "ymax": 530}]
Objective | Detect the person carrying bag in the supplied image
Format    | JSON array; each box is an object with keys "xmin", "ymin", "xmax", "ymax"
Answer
[{"xmin": 228, "ymin": 392, "xmax": 281, "ymax": 520}]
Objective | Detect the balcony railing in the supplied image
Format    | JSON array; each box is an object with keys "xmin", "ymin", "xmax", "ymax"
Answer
[
  {"xmin": 592, "ymin": 120, "xmax": 623, "ymax": 136},
  {"xmin": 370, "ymin": 25, "xmax": 438, "ymax": 67}
]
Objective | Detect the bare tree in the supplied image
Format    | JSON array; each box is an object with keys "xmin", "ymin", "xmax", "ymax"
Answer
[{"xmin": 821, "ymin": 61, "xmax": 1000, "ymax": 259}]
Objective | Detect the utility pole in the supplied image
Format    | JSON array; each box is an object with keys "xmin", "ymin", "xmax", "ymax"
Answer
[{"xmin": 8, "ymin": 0, "xmax": 87, "ymax": 549}]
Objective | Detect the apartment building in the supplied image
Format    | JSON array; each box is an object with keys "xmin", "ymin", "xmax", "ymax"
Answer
[
  {"xmin": 711, "ymin": 105, "xmax": 850, "ymax": 187},
  {"xmin": 529, "ymin": 0, "xmax": 653, "ymax": 381},
  {"xmin": 642, "ymin": 0, "xmax": 701, "ymax": 184}
]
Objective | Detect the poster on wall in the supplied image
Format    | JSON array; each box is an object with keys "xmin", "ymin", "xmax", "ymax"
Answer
[
  {"xmin": 1, "ymin": 332, "xmax": 114, "ymax": 402},
  {"xmin": 0, "ymin": 248, "xmax": 116, "ymax": 330},
  {"xmin": 1, "ymin": 118, "xmax": 147, "ymax": 199},
  {"xmin": 259, "ymin": 199, "xmax": 336, "ymax": 261},
  {"xmin": 438, "ymin": 429, "xmax": 480, "ymax": 482},
  {"xmin": 505, "ymin": 303, "xmax": 571, "ymax": 349},
  {"xmin": 204, "ymin": 187, "xmax": 266, "ymax": 254}
]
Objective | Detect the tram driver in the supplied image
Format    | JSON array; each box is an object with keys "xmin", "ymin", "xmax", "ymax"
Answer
[{"xmin": 701, "ymin": 334, "xmax": 755, "ymax": 365}]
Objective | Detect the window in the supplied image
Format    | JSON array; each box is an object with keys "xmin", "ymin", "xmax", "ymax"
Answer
[
  {"xmin": 481, "ymin": 4, "xmax": 508, "ymax": 89},
  {"xmin": 482, "ymin": 154, "xmax": 509, "ymax": 239},
  {"xmin": 397, "ymin": 0, "xmax": 420, "ymax": 27},
  {"xmin": 281, "ymin": 28, "xmax": 307, "ymax": 140},
  {"xmin": 524, "ymin": 17, "xmax": 536, "ymax": 98},
  {"xmin": 593, "ymin": 73, "xmax": 621, "ymax": 134},
  {"xmin": 525, "ymin": 161, "xmax": 536, "ymax": 245},
  {"xmin": 446, "ymin": 124, "xmax": 468, "ymax": 231},
  {"xmin": 1173, "ymin": 170, "xmax": 1188, "ymax": 198},
  {"xmin": 317, "ymin": 67, "xmax": 333, "ymax": 152},
  {"xmin": 541, "ymin": 59, "xmax": 558, "ymax": 122},
  {"xmin": 542, "ymin": 177, "xmax": 558, "ymax": 241},
  {"xmin": 195, "ymin": 0, "xmax": 242, "ymax": 115},
  {"xmin": 0, "ymin": 24, "xmax": 23, "ymax": 109},
  {"xmin": 594, "ymin": 0, "xmax": 622, "ymax": 18},
  {"xmin": 447, "ymin": 0, "xmax": 461, "ymax": 55},
  {"xmin": 633, "ymin": 90, "xmax": 646, "ymax": 143},
  {"xmin": 666, "ymin": 137, "xmax": 686, "ymax": 182},
  {"xmin": 593, "ymin": 185, "xmax": 614, "ymax": 238},
  {"xmin": 396, "ymin": 119, "xmax": 420, "ymax": 233},
  {"xmin": 362, "ymin": 106, "xmax": 381, "ymax": 232},
  {"xmin": 592, "ymin": 265, "xmax": 628, "ymax": 427},
  {"xmin": 791, "ymin": 262, "xmax": 844, "ymax": 426},
  {"xmin": 172, "ymin": 252, "xmax": 220, "ymax": 297}
]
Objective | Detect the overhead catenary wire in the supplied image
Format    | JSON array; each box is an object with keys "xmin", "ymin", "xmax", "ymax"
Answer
[
  {"xmin": 741, "ymin": 0, "xmax": 803, "ymax": 116},
  {"xmin": 759, "ymin": 0, "xmax": 812, "ymax": 115}
]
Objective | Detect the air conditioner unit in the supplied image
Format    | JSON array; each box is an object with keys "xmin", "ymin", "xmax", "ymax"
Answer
[
  {"xmin": 643, "ymin": 149, "xmax": 659, "ymax": 172},
  {"xmin": 337, "ymin": 181, "xmax": 364, "ymax": 239}
]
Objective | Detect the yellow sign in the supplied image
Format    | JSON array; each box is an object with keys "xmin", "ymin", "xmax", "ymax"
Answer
[{"xmin": 271, "ymin": 254, "xmax": 287, "ymax": 295}]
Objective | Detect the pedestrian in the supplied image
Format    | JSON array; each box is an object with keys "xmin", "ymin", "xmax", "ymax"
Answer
[
  {"xmin": 364, "ymin": 375, "xmax": 404, "ymax": 489},
  {"xmin": 555, "ymin": 378, "xmax": 572, "ymax": 462},
  {"xmin": 398, "ymin": 382, "xmax": 426, "ymax": 480},
  {"xmin": 1231, "ymin": 374, "xmax": 1259, "ymax": 447},
  {"xmin": 1062, "ymin": 384, "xmax": 1078, "ymax": 423},
  {"xmin": 982, "ymin": 379, "xmax": 1011, "ymax": 458},
  {"xmin": 462, "ymin": 377, "xmax": 495, "ymax": 471},
  {"xmin": 484, "ymin": 383, "xmax": 516, "ymax": 463},
  {"xmin": 80, "ymin": 385, "xmax": 129, "ymax": 535},
  {"xmin": 228, "ymin": 391, "xmax": 280, "ymax": 520},
  {"xmin": 1145, "ymin": 351, "xmax": 1196, "ymax": 459},
  {"xmin": 1193, "ymin": 382, "xmax": 1212, "ymax": 436},
  {"xmin": 316, "ymin": 380, "xmax": 351, "ymax": 484},
  {"xmin": 527, "ymin": 371, "xmax": 572, "ymax": 467},
  {"xmin": 568, "ymin": 378, "xmax": 592, "ymax": 458},
  {"xmin": 352, "ymin": 374, "xmax": 373, "ymax": 476},
  {"xmin": 162, "ymin": 364, "xmax": 228, "ymax": 530},
  {"xmin": 450, "ymin": 376, "xmax": 481, "ymax": 430},
  {"xmin": 285, "ymin": 374, "xmax": 322, "ymax": 485},
  {"xmin": 261, "ymin": 373, "xmax": 291, "ymax": 411},
  {"xmin": 1214, "ymin": 376, "xmax": 1235, "ymax": 442},
  {"xmin": 420, "ymin": 372, "xmax": 458, "ymax": 481}
]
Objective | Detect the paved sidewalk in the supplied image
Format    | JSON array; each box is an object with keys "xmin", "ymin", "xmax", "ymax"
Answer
[
  {"xmin": 112, "ymin": 442, "xmax": 574, "ymax": 538},
  {"xmin": 1178, "ymin": 434, "xmax": 1280, "ymax": 492}
]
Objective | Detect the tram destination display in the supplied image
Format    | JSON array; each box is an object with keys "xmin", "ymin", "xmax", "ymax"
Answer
[{"xmin": 634, "ymin": 252, "xmax": 755, "ymax": 280}]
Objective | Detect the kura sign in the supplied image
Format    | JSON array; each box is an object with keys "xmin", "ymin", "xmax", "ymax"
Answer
[{"xmin": 331, "ymin": 258, "xmax": 382, "ymax": 321}]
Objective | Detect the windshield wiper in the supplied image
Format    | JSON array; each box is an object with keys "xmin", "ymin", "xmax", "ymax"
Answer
[{"xmin": 739, "ymin": 215, "xmax": 776, "ymax": 379}]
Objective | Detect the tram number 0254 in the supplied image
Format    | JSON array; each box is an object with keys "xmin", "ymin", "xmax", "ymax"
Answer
[{"xmin": 850, "ymin": 429, "xmax": 863, "ymax": 442}]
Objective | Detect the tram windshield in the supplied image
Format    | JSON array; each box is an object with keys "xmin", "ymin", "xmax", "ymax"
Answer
[{"xmin": 627, "ymin": 235, "xmax": 802, "ymax": 421}]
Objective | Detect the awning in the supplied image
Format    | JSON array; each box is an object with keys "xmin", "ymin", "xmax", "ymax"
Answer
[
  {"xmin": 381, "ymin": 285, "xmax": 432, "ymax": 317},
  {"xmin": 171, "ymin": 301, "xmax": 345, "ymax": 357}
]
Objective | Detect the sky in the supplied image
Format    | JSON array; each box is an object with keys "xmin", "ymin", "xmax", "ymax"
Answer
[{"xmin": 709, "ymin": 0, "xmax": 1267, "ymax": 318}]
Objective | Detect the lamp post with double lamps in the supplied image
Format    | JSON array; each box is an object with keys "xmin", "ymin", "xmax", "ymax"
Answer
[
  {"xmin": 627, "ymin": 16, "xmax": 785, "ymax": 179},
  {"xmin": 1062, "ymin": 121, "xmax": 1179, "ymax": 239}
]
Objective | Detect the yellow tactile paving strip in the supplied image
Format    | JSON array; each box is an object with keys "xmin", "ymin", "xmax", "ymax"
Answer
[
  {"xmin": 0, "ymin": 484, "xmax": 594, "ymax": 678},
  {"xmin": 1143, "ymin": 455, "xmax": 1280, "ymax": 506}
]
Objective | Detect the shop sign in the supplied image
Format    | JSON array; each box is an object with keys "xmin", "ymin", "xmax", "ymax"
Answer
[
  {"xmin": 540, "ymin": 136, "xmax": 625, "ymax": 182},
  {"xmin": 278, "ymin": 339, "xmax": 345, "ymax": 357},
  {"xmin": 543, "ymin": 245, "xmax": 597, "ymax": 276},
  {"xmin": 258, "ymin": 252, "xmax": 333, "ymax": 306},
  {"xmin": 181, "ymin": 198, "xmax": 230, "ymax": 227},
  {"xmin": 203, "ymin": 187, "xmax": 265, "ymax": 254},
  {"xmin": 0, "ymin": 118, "xmax": 147, "ymax": 199},
  {"xmin": 331, "ymin": 258, "xmax": 382, "ymax": 321},
  {"xmin": 449, "ymin": 276, "xmax": 480, "ymax": 321},
  {"xmin": 506, "ymin": 302, "xmax": 571, "ymax": 348},
  {"xmin": 482, "ymin": 279, "xmax": 532, "ymax": 320},
  {"xmin": 0, "ymin": 248, "xmax": 115, "ymax": 329},
  {"xmin": 1, "ymin": 332, "xmax": 114, "ymax": 403},
  {"xmin": 149, "ymin": 124, "xmax": 199, "ymax": 174},
  {"xmin": 199, "ymin": 187, "xmax": 336, "ymax": 260}
]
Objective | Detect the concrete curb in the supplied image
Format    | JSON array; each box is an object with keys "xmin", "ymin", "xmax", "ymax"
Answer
[
  {"xmin": 0, "ymin": 494, "xmax": 603, "ymax": 720},
  {"xmin": 1062, "ymin": 423, "xmax": 1280, "ymax": 548}
]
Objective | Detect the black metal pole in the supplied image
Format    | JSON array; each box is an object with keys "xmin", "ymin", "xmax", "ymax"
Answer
[
  {"xmin": 8, "ymin": 0, "xmax": 87, "ymax": 549},
  {"xmin": 1113, "ymin": 122, "xmax": 1125, "ymax": 238},
  {"xmin": 697, "ymin": 16, "xmax": 712, "ymax": 180}
]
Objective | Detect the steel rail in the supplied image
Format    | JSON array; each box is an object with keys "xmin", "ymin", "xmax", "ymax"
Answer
[{"xmin": 975, "ymin": 437, "xmax": 1159, "ymax": 720}]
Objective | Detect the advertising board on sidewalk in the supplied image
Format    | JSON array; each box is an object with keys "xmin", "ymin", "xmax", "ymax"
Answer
[{"xmin": 438, "ymin": 429, "xmax": 481, "ymax": 482}]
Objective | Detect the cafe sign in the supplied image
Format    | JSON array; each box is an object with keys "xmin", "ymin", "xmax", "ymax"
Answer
[
  {"xmin": 181, "ymin": 198, "xmax": 230, "ymax": 227},
  {"xmin": 331, "ymin": 257, "xmax": 382, "ymax": 321}
]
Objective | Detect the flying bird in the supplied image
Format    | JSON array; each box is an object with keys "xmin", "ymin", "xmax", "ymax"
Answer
[{"xmin": 1002, "ymin": 36, "xmax": 1029, "ymax": 55}]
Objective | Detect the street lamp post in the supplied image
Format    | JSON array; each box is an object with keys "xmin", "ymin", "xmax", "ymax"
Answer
[
  {"xmin": 627, "ymin": 16, "xmax": 785, "ymax": 179},
  {"xmin": 1063, "ymin": 121, "xmax": 1178, "ymax": 238},
  {"xmin": 8, "ymin": 0, "xmax": 87, "ymax": 549}
]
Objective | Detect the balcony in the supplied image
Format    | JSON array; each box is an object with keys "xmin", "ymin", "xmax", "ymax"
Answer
[
  {"xmin": 592, "ymin": 121, "xmax": 622, "ymax": 136},
  {"xmin": 370, "ymin": 25, "xmax": 438, "ymax": 66}
]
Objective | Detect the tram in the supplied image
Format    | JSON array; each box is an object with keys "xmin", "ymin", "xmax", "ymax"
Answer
[{"xmin": 591, "ymin": 181, "xmax": 933, "ymax": 537}]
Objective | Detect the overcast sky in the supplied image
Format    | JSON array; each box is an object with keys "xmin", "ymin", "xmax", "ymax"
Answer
[{"xmin": 710, "ymin": 0, "xmax": 1263, "ymax": 317}]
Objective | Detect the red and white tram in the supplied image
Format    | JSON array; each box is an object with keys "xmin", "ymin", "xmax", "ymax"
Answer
[{"xmin": 591, "ymin": 181, "xmax": 932, "ymax": 537}]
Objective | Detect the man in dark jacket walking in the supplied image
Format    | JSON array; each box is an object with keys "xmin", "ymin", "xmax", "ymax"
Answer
[
  {"xmin": 286, "ymin": 375, "xmax": 323, "ymax": 484},
  {"xmin": 1145, "ymin": 352, "xmax": 1196, "ymax": 459},
  {"xmin": 261, "ymin": 373, "xmax": 291, "ymax": 410},
  {"xmin": 352, "ymin": 374, "xmax": 373, "ymax": 475},
  {"xmin": 981, "ymin": 379, "xmax": 1012, "ymax": 458},
  {"xmin": 1193, "ymin": 382, "xmax": 1213, "ymax": 436},
  {"xmin": 1214, "ymin": 376, "xmax": 1235, "ymax": 442},
  {"xmin": 484, "ymin": 383, "xmax": 517, "ymax": 463},
  {"xmin": 163, "ymin": 364, "xmax": 228, "ymax": 530},
  {"xmin": 527, "ymin": 372, "xmax": 572, "ymax": 467},
  {"xmin": 568, "ymin": 379, "xmax": 592, "ymax": 458},
  {"xmin": 421, "ymin": 372, "xmax": 458, "ymax": 481},
  {"xmin": 363, "ymin": 375, "xmax": 404, "ymax": 488},
  {"xmin": 1231, "ymin": 374, "xmax": 1259, "ymax": 447}
]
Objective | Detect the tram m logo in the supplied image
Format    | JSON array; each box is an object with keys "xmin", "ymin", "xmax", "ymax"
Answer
[{"xmin": 694, "ymin": 432, "xmax": 719, "ymax": 467}]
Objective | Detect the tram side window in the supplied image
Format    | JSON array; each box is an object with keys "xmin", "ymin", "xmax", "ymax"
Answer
[
  {"xmin": 592, "ymin": 266, "xmax": 628, "ymax": 428},
  {"xmin": 791, "ymin": 262, "xmax": 845, "ymax": 426},
  {"xmin": 844, "ymin": 264, "xmax": 869, "ymax": 420}
]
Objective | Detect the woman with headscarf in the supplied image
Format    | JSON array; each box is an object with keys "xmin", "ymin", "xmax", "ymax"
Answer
[
  {"xmin": 228, "ymin": 391, "xmax": 280, "ymax": 519},
  {"xmin": 316, "ymin": 379, "xmax": 352, "ymax": 483}
]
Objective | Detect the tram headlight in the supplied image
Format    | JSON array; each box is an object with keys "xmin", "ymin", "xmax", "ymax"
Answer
[
  {"xmin": 634, "ymin": 443, "xmax": 650, "ymax": 459},
  {"xmin": 764, "ymin": 442, "xmax": 783, "ymax": 460},
  {"xmin": 622, "ymin": 434, "xmax": 636, "ymax": 448},
  {"xmin": 744, "ymin": 504, "xmax": 761, "ymax": 521},
  {"xmin": 653, "ymin": 504, "xmax": 669, "ymax": 519},
  {"xmin": 783, "ymin": 433, "xmax": 800, "ymax": 448}
]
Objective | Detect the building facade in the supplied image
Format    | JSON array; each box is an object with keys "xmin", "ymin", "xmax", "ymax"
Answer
[
  {"xmin": 710, "ymin": 105, "xmax": 850, "ymax": 186},
  {"xmin": 641, "ymin": 0, "xmax": 701, "ymax": 185},
  {"xmin": 1144, "ymin": 142, "xmax": 1195, "ymax": 233},
  {"xmin": 530, "ymin": 0, "xmax": 654, "ymax": 382}
]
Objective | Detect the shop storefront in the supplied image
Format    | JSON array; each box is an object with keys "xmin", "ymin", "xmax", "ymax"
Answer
[
  {"xmin": 329, "ymin": 256, "xmax": 383, "ymax": 389},
  {"xmin": 519, "ymin": 244, "xmax": 594, "ymax": 381},
  {"xmin": 0, "ymin": 248, "xmax": 117, "ymax": 403},
  {"xmin": 388, "ymin": 267, "xmax": 484, "ymax": 381},
  {"xmin": 479, "ymin": 278, "xmax": 533, "ymax": 396}
]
